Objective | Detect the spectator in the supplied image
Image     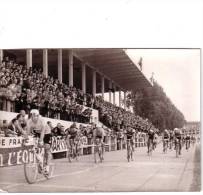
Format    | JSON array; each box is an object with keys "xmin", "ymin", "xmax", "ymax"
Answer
[
  {"xmin": 52, "ymin": 123, "xmax": 65, "ymax": 136},
  {"xmin": 7, "ymin": 119, "xmax": 18, "ymax": 136}
]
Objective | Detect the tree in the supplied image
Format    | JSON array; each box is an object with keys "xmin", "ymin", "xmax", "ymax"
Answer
[{"xmin": 127, "ymin": 81, "xmax": 186, "ymax": 132}]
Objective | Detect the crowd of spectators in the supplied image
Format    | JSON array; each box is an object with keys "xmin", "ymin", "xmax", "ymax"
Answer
[
  {"xmin": 94, "ymin": 96, "xmax": 155, "ymax": 133},
  {"xmin": 0, "ymin": 57, "xmax": 157, "ymax": 136},
  {"xmin": 0, "ymin": 57, "xmax": 92, "ymax": 123}
]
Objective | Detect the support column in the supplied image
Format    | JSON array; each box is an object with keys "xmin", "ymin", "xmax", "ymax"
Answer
[
  {"xmin": 69, "ymin": 50, "xmax": 73, "ymax": 87},
  {"xmin": 119, "ymin": 90, "xmax": 121, "ymax": 107},
  {"xmin": 82, "ymin": 63, "xmax": 86, "ymax": 93},
  {"xmin": 0, "ymin": 49, "xmax": 3, "ymax": 63},
  {"xmin": 92, "ymin": 70, "xmax": 96, "ymax": 96},
  {"xmin": 58, "ymin": 49, "xmax": 62, "ymax": 83},
  {"xmin": 109, "ymin": 81, "xmax": 112, "ymax": 103},
  {"xmin": 124, "ymin": 91, "xmax": 127, "ymax": 110},
  {"xmin": 101, "ymin": 76, "xmax": 105, "ymax": 99},
  {"xmin": 113, "ymin": 83, "xmax": 116, "ymax": 105},
  {"xmin": 43, "ymin": 49, "xmax": 48, "ymax": 77},
  {"xmin": 26, "ymin": 49, "xmax": 32, "ymax": 69}
]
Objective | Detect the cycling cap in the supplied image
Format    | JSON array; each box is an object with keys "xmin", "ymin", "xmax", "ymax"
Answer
[{"xmin": 30, "ymin": 109, "xmax": 39, "ymax": 115}]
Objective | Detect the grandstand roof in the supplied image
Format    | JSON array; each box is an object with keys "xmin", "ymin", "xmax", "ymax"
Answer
[
  {"xmin": 4, "ymin": 48, "xmax": 152, "ymax": 92},
  {"xmin": 73, "ymin": 49, "xmax": 152, "ymax": 91}
]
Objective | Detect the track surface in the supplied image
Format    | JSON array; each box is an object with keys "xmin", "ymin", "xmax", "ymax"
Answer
[{"xmin": 0, "ymin": 142, "xmax": 200, "ymax": 192}]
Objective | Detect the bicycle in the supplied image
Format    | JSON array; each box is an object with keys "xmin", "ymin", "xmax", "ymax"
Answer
[
  {"xmin": 169, "ymin": 139, "xmax": 173, "ymax": 150},
  {"xmin": 163, "ymin": 138, "xmax": 169, "ymax": 153},
  {"xmin": 23, "ymin": 136, "xmax": 54, "ymax": 184},
  {"xmin": 175, "ymin": 138, "xmax": 181, "ymax": 158},
  {"xmin": 94, "ymin": 138, "xmax": 103, "ymax": 163},
  {"xmin": 126, "ymin": 139, "xmax": 133, "ymax": 162},
  {"xmin": 147, "ymin": 139, "xmax": 153, "ymax": 156},
  {"xmin": 185, "ymin": 139, "xmax": 190, "ymax": 151},
  {"xmin": 67, "ymin": 138, "xmax": 80, "ymax": 162}
]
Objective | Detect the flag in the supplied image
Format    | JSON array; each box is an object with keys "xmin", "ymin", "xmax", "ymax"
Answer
[
  {"xmin": 150, "ymin": 72, "xmax": 154, "ymax": 84},
  {"xmin": 138, "ymin": 57, "xmax": 143, "ymax": 71}
]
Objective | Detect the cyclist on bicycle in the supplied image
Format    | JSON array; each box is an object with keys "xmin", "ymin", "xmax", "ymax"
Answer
[
  {"xmin": 66, "ymin": 122, "xmax": 79, "ymax": 158},
  {"xmin": 169, "ymin": 129, "xmax": 174, "ymax": 149},
  {"xmin": 153, "ymin": 132, "xmax": 158, "ymax": 149},
  {"xmin": 26, "ymin": 109, "xmax": 52, "ymax": 173},
  {"xmin": 124, "ymin": 125, "xmax": 136, "ymax": 152},
  {"xmin": 162, "ymin": 129, "xmax": 170, "ymax": 152},
  {"xmin": 185, "ymin": 133, "xmax": 191, "ymax": 150},
  {"xmin": 147, "ymin": 128, "xmax": 155, "ymax": 153},
  {"xmin": 93, "ymin": 124, "xmax": 105, "ymax": 160},
  {"xmin": 174, "ymin": 128, "xmax": 182, "ymax": 155},
  {"xmin": 191, "ymin": 133, "xmax": 196, "ymax": 145}
]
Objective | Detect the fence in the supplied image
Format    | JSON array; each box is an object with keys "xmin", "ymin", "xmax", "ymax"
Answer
[
  {"xmin": 0, "ymin": 135, "xmax": 147, "ymax": 166},
  {"xmin": 78, "ymin": 135, "xmax": 147, "ymax": 156}
]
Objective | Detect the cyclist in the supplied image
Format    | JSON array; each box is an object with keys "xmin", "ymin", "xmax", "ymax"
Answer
[
  {"xmin": 174, "ymin": 128, "xmax": 182, "ymax": 155},
  {"xmin": 66, "ymin": 122, "xmax": 79, "ymax": 158},
  {"xmin": 93, "ymin": 124, "xmax": 105, "ymax": 160},
  {"xmin": 124, "ymin": 125, "xmax": 135, "ymax": 160},
  {"xmin": 26, "ymin": 109, "xmax": 52, "ymax": 173},
  {"xmin": 191, "ymin": 133, "xmax": 196, "ymax": 146},
  {"xmin": 162, "ymin": 129, "xmax": 170, "ymax": 153},
  {"xmin": 169, "ymin": 129, "xmax": 174, "ymax": 149},
  {"xmin": 185, "ymin": 133, "xmax": 191, "ymax": 150},
  {"xmin": 147, "ymin": 128, "xmax": 155, "ymax": 153},
  {"xmin": 153, "ymin": 132, "xmax": 158, "ymax": 149}
]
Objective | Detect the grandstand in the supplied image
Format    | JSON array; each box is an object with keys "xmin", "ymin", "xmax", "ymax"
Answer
[{"xmin": 0, "ymin": 49, "xmax": 153, "ymax": 129}]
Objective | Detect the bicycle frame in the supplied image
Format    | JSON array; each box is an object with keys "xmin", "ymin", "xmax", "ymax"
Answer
[
  {"xmin": 163, "ymin": 139, "xmax": 169, "ymax": 153},
  {"xmin": 126, "ymin": 139, "xmax": 133, "ymax": 162},
  {"xmin": 68, "ymin": 139, "xmax": 79, "ymax": 162},
  {"xmin": 147, "ymin": 139, "xmax": 153, "ymax": 156},
  {"xmin": 94, "ymin": 138, "xmax": 103, "ymax": 163},
  {"xmin": 175, "ymin": 138, "xmax": 181, "ymax": 158},
  {"xmin": 23, "ymin": 137, "xmax": 54, "ymax": 184}
]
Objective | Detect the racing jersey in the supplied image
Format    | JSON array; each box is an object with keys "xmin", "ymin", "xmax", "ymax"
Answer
[
  {"xmin": 67, "ymin": 127, "xmax": 78, "ymax": 139},
  {"xmin": 125, "ymin": 129, "xmax": 135, "ymax": 140},
  {"xmin": 93, "ymin": 127, "xmax": 105, "ymax": 139},
  {"xmin": 148, "ymin": 130, "xmax": 155, "ymax": 140},
  {"xmin": 26, "ymin": 117, "xmax": 45, "ymax": 137},
  {"xmin": 174, "ymin": 129, "xmax": 182, "ymax": 139},
  {"xmin": 169, "ymin": 131, "xmax": 174, "ymax": 140},
  {"xmin": 163, "ymin": 130, "xmax": 169, "ymax": 139}
]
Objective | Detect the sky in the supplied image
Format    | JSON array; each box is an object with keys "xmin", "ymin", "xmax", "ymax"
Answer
[{"xmin": 126, "ymin": 49, "xmax": 200, "ymax": 122}]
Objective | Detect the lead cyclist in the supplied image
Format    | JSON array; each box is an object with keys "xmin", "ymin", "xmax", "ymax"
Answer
[{"xmin": 26, "ymin": 109, "xmax": 52, "ymax": 174}]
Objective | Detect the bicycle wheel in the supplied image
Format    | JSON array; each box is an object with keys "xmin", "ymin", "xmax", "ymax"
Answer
[
  {"xmin": 127, "ymin": 149, "xmax": 130, "ymax": 162},
  {"xmin": 149, "ymin": 141, "xmax": 152, "ymax": 156},
  {"xmin": 67, "ymin": 149, "xmax": 72, "ymax": 163},
  {"xmin": 127, "ymin": 142, "xmax": 130, "ymax": 162},
  {"xmin": 130, "ymin": 146, "xmax": 133, "ymax": 161},
  {"xmin": 176, "ymin": 143, "xmax": 179, "ymax": 158},
  {"xmin": 24, "ymin": 162, "xmax": 38, "ymax": 184},
  {"xmin": 94, "ymin": 145, "xmax": 98, "ymax": 163},
  {"xmin": 99, "ymin": 147, "xmax": 103, "ymax": 163}
]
